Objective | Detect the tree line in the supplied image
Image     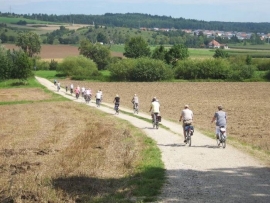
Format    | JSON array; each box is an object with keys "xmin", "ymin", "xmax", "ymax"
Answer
[{"xmin": 1, "ymin": 12, "xmax": 270, "ymax": 33}]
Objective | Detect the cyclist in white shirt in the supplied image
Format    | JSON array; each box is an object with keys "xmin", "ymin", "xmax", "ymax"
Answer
[{"xmin": 179, "ymin": 105, "xmax": 194, "ymax": 143}]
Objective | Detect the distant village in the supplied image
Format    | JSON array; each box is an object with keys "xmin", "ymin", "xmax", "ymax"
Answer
[{"xmin": 140, "ymin": 27, "xmax": 270, "ymax": 48}]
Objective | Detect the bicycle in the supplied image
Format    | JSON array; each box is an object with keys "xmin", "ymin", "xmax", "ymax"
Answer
[
  {"xmin": 133, "ymin": 103, "xmax": 139, "ymax": 114},
  {"xmin": 217, "ymin": 126, "xmax": 226, "ymax": 149},
  {"xmin": 85, "ymin": 94, "xmax": 91, "ymax": 104},
  {"xmin": 114, "ymin": 103, "xmax": 119, "ymax": 114},
  {"xmin": 152, "ymin": 113, "xmax": 160, "ymax": 129},
  {"xmin": 76, "ymin": 92, "xmax": 80, "ymax": 99},
  {"xmin": 96, "ymin": 98, "xmax": 101, "ymax": 107},
  {"xmin": 184, "ymin": 124, "xmax": 194, "ymax": 147}
]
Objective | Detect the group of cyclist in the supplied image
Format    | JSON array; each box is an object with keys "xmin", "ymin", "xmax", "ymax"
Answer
[
  {"xmin": 54, "ymin": 80, "xmax": 227, "ymax": 143},
  {"xmin": 179, "ymin": 104, "xmax": 227, "ymax": 143}
]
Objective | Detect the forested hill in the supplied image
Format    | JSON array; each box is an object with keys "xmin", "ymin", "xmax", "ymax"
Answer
[{"xmin": 2, "ymin": 12, "xmax": 270, "ymax": 33}]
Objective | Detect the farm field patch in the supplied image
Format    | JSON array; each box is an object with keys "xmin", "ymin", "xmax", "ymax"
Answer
[
  {"xmin": 0, "ymin": 88, "xmax": 53, "ymax": 102},
  {"xmin": 60, "ymin": 80, "xmax": 270, "ymax": 152},
  {"xmin": 3, "ymin": 44, "xmax": 123, "ymax": 61}
]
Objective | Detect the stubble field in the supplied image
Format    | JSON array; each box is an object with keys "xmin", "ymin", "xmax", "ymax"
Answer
[
  {"xmin": 60, "ymin": 80, "xmax": 270, "ymax": 154},
  {"xmin": 0, "ymin": 91, "xmax": 156, "ymax": 202}
]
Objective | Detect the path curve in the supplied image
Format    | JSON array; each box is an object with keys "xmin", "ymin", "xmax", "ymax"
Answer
[{"xmin": 36, "ymin": 77, "xmax": 270, "ymax": 203}]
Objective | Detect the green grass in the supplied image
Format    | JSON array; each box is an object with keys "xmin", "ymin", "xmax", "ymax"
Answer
[
  {"xmin": 0, "ymin": 16, "xmax": 58, "ymax": 25},
  {"xmin": 100, "ymin": 70, "xmax": 111, "ymax": 77},
  {"xmin": 110, "ymin": 44, "xmax": 125, "ymax": 53},
  {"xmin": 0, "ymin": 77, "xmax": 43, "ymax": 89},
  {"xmin": 34, "ymin": 70, "xmax": 58, "ymax": 79}
]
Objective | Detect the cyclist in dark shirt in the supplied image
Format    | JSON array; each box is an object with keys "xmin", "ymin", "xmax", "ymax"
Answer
[{"xmin": 113, "ymin": 94, "xmax": 120, "ymax": 113}]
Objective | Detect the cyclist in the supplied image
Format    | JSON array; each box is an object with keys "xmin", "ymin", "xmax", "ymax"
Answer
[
  {"xmin": 81, "ymin": 86, "xmax": 85, "ymax": 97},
  {"xmin": 75, "ymin": 87, "xmax": 80, "ymax": 99},
  {"xmin": 95, "ymin": 90, "xmax": 102, "ymax": 107},
  {"xmin": 85, "ymin": 88, "xmax": 91, "ymax": 102},
  {"xmin": 211, "ymin": 105, "xmax": 227, "ymax": 139},
  {"xmin": 179, "ymin": 105, "xmax": 194, "ymax": 143},
  {"xmin": 57, "ymin": 81, "xmax": 60, "ymax": 92},
  {"xmin": 149, "ymin": 97, "xmax": 160, "ymax": 125},
  {"xmin": 131, "ymin": 94, "xmax": 139, "ymax": 110},
  {"xmin": 99, "ymin": 89, "xmax": 103, "ymax": 103},
  {"xmin": 70, "ymin": 84, "xmax": 74, "ymax": 94},
  {"xmin": 113, "ymin": 94, "xmax": 120, "ymax": 114}
]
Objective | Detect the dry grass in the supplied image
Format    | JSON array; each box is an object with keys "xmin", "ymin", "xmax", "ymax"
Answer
[
  {"xmin": 0, "ymin": 88, "xmax": 53, "ymax": 102},
  {"xmin": 59, "ymin": 80, "xmax": 270, "ymax": 154},
  {"xmin": 0, "ymin": 101, "xmax": 145, "ymax": 202}
]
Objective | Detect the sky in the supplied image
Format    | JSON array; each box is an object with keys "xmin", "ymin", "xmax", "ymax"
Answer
[{"xmin": 1, "ymin": 0, "xmax": 270, "ymax": 23}]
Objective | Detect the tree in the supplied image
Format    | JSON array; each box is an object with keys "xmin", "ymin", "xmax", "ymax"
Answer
[
  {"xmin": 0, "ymin": 45, "xmax": 12, "ymax": 80},
  {"xmin": 78, "ymin": 39, "xmax": 111, "ymax": 70},
  {"xmin": 165, "ymin": 44, "xmax": 189, "ymax": 66},
  {"xmin": 124, "ymin": 36, "xmax": 151, "ymax": 58},
  {"xmin": 57, "ymin": 55, "xmax": 99, "ymax": 79},
  {"xmin": 16, "ymin": 32, "xmax": 41, "ymax": 57},
  {"xmin": 8, "ymin": 49, "xmax": 33, "ymax": 81},
  {"xmin": 213, "ymin": 49, "xmax": 229, "ymax": 58},
  {"xmin": 152, "ymin": 45, "xmax": 167, "ymax": 61}
]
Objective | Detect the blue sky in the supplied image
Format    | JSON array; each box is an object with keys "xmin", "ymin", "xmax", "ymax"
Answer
[{"xmin": 1, "ymin": 0, "xmax": 269, "ymax": 23}]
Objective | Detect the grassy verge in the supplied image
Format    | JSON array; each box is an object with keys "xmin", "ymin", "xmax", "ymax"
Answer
[{"xmin": 0, "ymin": 78, "xmax": 165, "ymax": 202}]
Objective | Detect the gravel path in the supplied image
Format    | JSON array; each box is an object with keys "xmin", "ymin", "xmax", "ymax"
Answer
[{"xmin": 36, "ymin": 77, "xmax": 270, "ymax": 203}]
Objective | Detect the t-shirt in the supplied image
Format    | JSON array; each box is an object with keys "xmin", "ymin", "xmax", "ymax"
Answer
[
  {"xmin": 151, "ymin": 101, "xmax": 160, "ymax": 113},
  {"xmin": 214, "ymin": 111, "xmax": 227, "ymax": 126},
  {"xmin": 86, "ymin": 89, "xmax": 91, "ymax": 95},
  {"xmin": 133, "ymin": 96, "xmax": 139, "ymax": 103},
  {"xmin": 181, "ymin": 109, "xmax": 193, "ymax": 120},
  {"xmin": 114, "ymin": 97, "xmax": 120, "ymax": 103},
  {"xmin": 96, "ymin": 92, "xmax": 101, "ymax": 99}
]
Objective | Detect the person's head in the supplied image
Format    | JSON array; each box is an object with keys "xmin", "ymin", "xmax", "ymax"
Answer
[
  {"xmin": 116, "ymin": 94, "xmax": 119, "ymax": 97},
  {"xmin": 184, "ymin": 104, "xmax": 189, "ymax": 109},
  {"xmin": 152, "ymin": 97, "xmax": 156, "ymax": 102},
  {"xmin": 134, "ymin": 94, "xmax": 137, "ymax": 96},
  {"xmin": 218, "ymin": 105, "xmax": 223, "ymax": 110}
]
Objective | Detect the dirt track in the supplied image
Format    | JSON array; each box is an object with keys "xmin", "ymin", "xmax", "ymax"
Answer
[{"xmin": 36, "ymin": 77, "xmax": 270, "ymax": 203}]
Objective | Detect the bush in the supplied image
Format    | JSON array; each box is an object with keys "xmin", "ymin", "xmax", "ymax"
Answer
[
  {"xmin": 109, "ymin": 58, "xmax": 135, "ymax": 81},
  {"xmin": 265, "ymin": 70, "xmax": 270, "ymax": 81},
  {"xmin": 49, "ymin": 59, "xmax": 58, "ymax": 70},
  {"xmin": 57, "ymin": 56, "xmax": 99, "ymax": 79},
  {"xmin": 130, "ymin": 58, "xmax": 173, "ymax": 81},
  {"xmin": 229, "ymin": 64, "xmax": 256, "ymax": 81},
  {"xmin": 174, "ymin": 59, "xmax": 231, "ymax": 80},
  {"xmin": 36, "ymin": 60, "xmax": 50, "ymax": 70},
  {"xmin": 256, "ymin": 59, "xmax": 270, "ymax": 71},
  {"xmin": 109, "ymin": 58, "xmax": 173, "ymax": 81}
]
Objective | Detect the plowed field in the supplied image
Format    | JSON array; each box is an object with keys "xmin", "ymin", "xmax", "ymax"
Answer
[
  {"xmin": 3, "ymin": 44, "xmax": 123, "ymax": 61},
  {"xmin": 59, "ymin": 80, "xmax": 270, "ymax": 152}
]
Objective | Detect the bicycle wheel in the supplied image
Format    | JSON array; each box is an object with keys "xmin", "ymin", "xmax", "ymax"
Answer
[
  {"xmin": 185, "ymin": 132, "xmax": 191, "ymax": 146},
  {"xmin": 221, "ymin": 135, "xmax": 226, "ymax": 149},
  {"xmin": 216, "ymin": 134, "xmax": 221, "ymax": 147},
  {"xmin": 156, "ymin": 121, "xmax": 159, "ymax": 129}
]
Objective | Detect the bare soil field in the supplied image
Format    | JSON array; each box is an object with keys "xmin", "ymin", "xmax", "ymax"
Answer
[
  {"xmin": 0, "ymin": 100, "xmax": 147, "ymax": 202},
  {"xmin": 3, "ymin": 44, "xmax": 123, "ymax": 61},
  {"xmin": 60, "ymin": 80, "xmax": 270, "ymax": 153}
]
